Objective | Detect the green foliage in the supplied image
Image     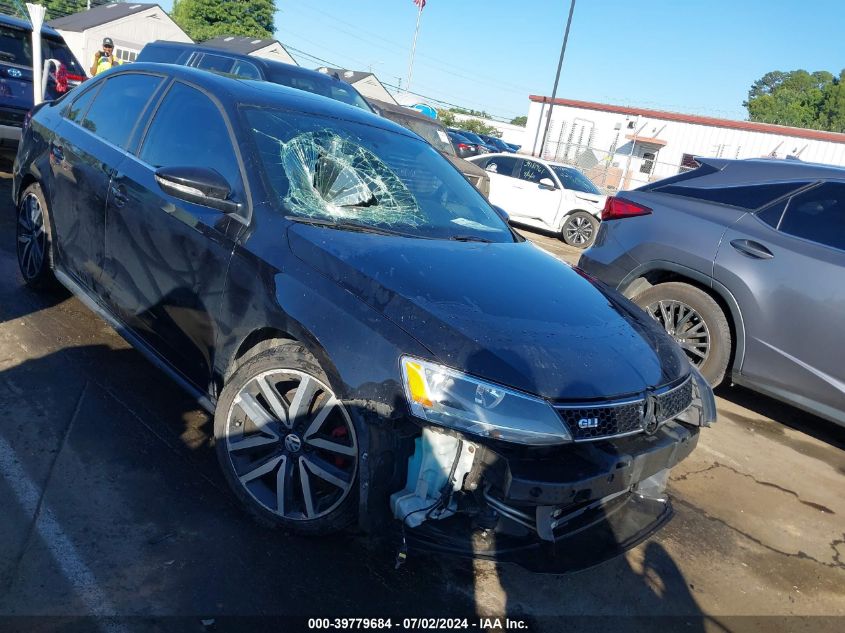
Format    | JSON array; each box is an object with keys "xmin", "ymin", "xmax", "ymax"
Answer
[
  {"xmin": 455, "ymin": 118, "xmax": 499, "ymax": 136},
  {"xmin": 437, "ymin": 108, "xmax": 498, "ymax": 136},
  {"xmin": 744, "ymin": 69, "xmax": 845, "ymax": 133},
  {"xmin": 439, "ymin": 110, "xmax": 456, "ymax": 127},
  {"xmin": 510, "ymin": 115, "xmax": 527, "ymax": 127},
  {"xmin": 1, "ymin": 0, "xmax": 111, "ymax": 21},
  {"xmin": 171, "ymin": 0, "xmax": 276, "ymax": 42}
]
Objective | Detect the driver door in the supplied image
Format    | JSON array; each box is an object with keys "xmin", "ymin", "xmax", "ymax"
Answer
[{"xmin": 514, "ymin": 159, "xmax": 563, "ymax": 228}]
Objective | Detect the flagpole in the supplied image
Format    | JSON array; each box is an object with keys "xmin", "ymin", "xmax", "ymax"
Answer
[{"xmin": 406, "ymin": 2, "xmax": 424, "ymax": 92}]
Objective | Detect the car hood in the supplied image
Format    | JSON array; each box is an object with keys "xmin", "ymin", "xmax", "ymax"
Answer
[{"xmin": 288, "ymin": 225, "xmax": 689, "ymax": 400}]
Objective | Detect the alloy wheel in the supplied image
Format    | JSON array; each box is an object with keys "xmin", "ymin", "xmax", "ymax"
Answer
[
  {"xmin": 564, "ymin": 215, "xmax": 595, "ymax": 246},
  {"xmin": 644, "ymin": 299, "xmax": 711, "ymax": 367},
  {"xmin": 17, "ymin": 192, "xmax": 46, "ymax": 280},
  {"xmin": 223, "ymin": 369, "xmax": 357, "ymax": 521}
]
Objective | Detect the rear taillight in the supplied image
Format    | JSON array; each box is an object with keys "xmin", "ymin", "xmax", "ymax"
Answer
[
  {"xmin": 601, "ymin": 196, "xmax": 652, "ymax": 221},
  {"xmin": 66, "ymin": 73, "xmax": 86, "ymax": 84},
  {"xmin": 457, "ymin": 143, "xmax": 470, "ymax": 150}
]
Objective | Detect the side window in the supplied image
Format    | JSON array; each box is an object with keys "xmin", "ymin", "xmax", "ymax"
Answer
[
  {"xmin": 81, "ymin": 73, "xmax": 163, "ymax": 149},
  {"xmin": 778, "ymin": 183, "xmax": 845, "ymax": 251},
  {"xmin": 655, "ymin": 182, "xmax": 810, "ymax": 210},
  {"xmin": 139, "ymin": 82, "xmax": 242, "ymax": 196},
  {"xmin": 65, "ymin": 83, "xmax": 100, "ymax": 123},
  {"xmin": 756, "ymin": 199, "xmax": 787, "ymax": 229},
  {"xmin": 195, "ymin": 53, "xmax": 235, "ymax": 74},
  {"xmin": 519, "ymin": 160, "xmax": 553, "ymax": 184},
  {"xmin": 230, "ymin": 59, "xmax": 261, "ymax": 80},
  {"xmin": 484, "ymin": 156, "xmax": 517, "ymax": 177}
]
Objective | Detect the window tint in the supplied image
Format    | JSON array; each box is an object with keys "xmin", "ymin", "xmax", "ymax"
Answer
[
  {"xmin": 82, "ymin": 74, "xmax": 162, "ymax": 148},
  {"xmin": 484, "ymin": 155, "xmax": 518, "ymax": 177},
  {"xmin": 519, "ymin": 160, "xmax": 553, "ymax": 184},
  {"xmin": 655, "ymin": 182, "xmax": 809, "ymax": 210},
  {"xmin": 140, "ymin": 82, "xmax": 241, "ymax": 193},
  {"xmin": 778, "ymin": 183, "xmax": 845, "ymax": 251},
  {"xmin": 550, "ymin": 166, "xmax": 601, "ymax": 194},
  {"xmin": 66, "ymin": 84, "xmax": 100, "ymax": 123},
  {"xmin": 195, "ymin": 53, "xmax": 235, "ymax": 73},
  {"xmin": 231, "ymin": 59, "xmax": 261, "ymax": 80}
]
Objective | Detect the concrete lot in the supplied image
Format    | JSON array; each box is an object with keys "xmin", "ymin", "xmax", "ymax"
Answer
[{"xmin": 0, "ymin": 161, "xmax": 843, "ymax": 631}]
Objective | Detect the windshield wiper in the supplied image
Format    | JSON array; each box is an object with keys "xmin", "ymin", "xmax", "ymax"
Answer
[
  {"xmin": 450, "ymin": 234, "xmax": 493, "ymax": 243},
  {"xmin": 286, "ymin": 215, "xmax": 418, "ymax": 238}
]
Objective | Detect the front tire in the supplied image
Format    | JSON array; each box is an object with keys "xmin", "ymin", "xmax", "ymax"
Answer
[
  {"xmin": 633, "ymin": 282, "xmax": 731, "ymax": 386},
  {"xmin": 214, "ymin": 343, "xmax": 359, "ymax": 535},
  {"xmin": 16, "ymin": 183, "xmax": 56, "ymax": 289},
  {"xmin": 561, "ymin": 211, "xmax": 598, "ymax": 248}
]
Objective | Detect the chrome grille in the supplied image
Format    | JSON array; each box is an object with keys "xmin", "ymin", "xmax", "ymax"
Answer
[{"xmin": 555, "ymin": 376, "xmax": 693, "ymax": 442}]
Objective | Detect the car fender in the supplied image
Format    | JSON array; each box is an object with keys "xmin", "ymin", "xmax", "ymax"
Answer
[{"xmin": 617, "ymin": 260, "xmax": 747, "ymax": 373}]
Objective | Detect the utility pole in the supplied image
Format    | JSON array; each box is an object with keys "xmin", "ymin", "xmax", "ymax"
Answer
[
  {"xmin": 533, "ymin": 0, "xmax": 577, "ymax": 158},
  {"xmin": 26, "ymin": 3, "xmax": 45, "ymax": 105}
]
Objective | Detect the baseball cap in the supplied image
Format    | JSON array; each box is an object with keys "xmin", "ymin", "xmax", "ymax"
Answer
[{"xmin": 102, "ymin": 37, "xmax": 114, "ymax": 47}]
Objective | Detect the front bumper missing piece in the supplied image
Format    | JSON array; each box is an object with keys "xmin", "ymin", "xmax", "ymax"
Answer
[{"xmin": 397, "ymin": 421, "xmax": 700, "ymax": 573}]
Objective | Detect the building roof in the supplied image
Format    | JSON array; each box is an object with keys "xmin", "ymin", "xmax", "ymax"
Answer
[
  {"xmin": 202, "ymin": 35, "xmax": 283, "ymax": 55},
  {"xmin": 48, "ymin": 3, "xmax": 158, "ymax": 32},
  {"xmin": 317, "ymin": 67, "xmax": 375, "ymax": 85},
  {"xmin": 529, "ymin": 95, "xmax": 845, "ymax": 144}
]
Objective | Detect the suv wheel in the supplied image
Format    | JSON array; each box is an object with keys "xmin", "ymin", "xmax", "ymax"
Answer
[
  {"xmin": 633, "ymin": 282, "xmax": 731, "ymax": 386},
  {"xmin": 215, "ymin": 343, "xmax": 358, "ymax": 534},
  {"xmin": 561, "ymin": 211, "xmax": 598, "ymax": 248},
  {"xmin": 16, "ymin": 183, "xmax": 56, "ymax": 289}
]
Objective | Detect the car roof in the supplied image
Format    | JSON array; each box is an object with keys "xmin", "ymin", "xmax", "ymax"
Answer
[
  {"xmin": 112, "ymin": 63, "xmax": 415, "ymax": 137},
  {"xmin": 693, "ymin": 156, "xmax": 845, "ymax": 183},
  {"xmin": 0, "ymin": 12, "xmax": 63, "ymax": 37}
]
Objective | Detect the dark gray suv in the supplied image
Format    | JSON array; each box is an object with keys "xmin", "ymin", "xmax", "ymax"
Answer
[{"xmin": 579, "ymin": 158, "xmax": 844, "ymax": 427}]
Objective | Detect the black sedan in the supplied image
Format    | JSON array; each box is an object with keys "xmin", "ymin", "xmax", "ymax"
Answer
[{"xmin": 14, "ymin": 64, "xmax": 714, "ymax": 571}]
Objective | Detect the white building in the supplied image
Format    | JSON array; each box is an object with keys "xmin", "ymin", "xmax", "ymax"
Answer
[
  {"xmin": 525, "ymin": 95, "xmax": 845, "ymax": 191},
  {"xmin": 317, "ymin": 67, "xmax": 396, "ymax": 104},
  {"xmin": 49, "ymin": 3, "xmax": 191, "ymax": 72},
  {"xmin": 202, "ymin": 35, "xmax": 297, "ymax": 66}
]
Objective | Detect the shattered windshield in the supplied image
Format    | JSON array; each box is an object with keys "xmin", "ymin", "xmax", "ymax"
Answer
[{"xmin": 245, "ymin": 107, "xmax": 514, "ymax": 242}]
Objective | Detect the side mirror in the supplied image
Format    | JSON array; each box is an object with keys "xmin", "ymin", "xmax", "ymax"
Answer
[
  {"xmin": 492, "ymin": 205, "xmax": 510, "ymax": 223},
  {"xmin": 539, "ymin": 177, "xmax": 557, "ymax": 190},
  {"xmin": 154, "ymin": 166, "xmax": 242, "ymax": 214}
]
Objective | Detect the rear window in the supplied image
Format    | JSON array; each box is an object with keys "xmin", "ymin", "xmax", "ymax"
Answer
[
  {"xmin": 0, "ymin": 26, "xmax": 82, "ymax": 75},
  {"xmin": 653, "ymin": 182, "xmax": 810, "ymax": 210}
]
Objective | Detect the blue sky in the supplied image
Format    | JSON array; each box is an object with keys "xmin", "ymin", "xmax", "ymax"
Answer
[{"xmin": 160, "ymin": 0, "xmax": 844, "ymax": 123}]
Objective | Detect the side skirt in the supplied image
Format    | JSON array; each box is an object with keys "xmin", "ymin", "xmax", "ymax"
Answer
[{"xmin": 53, "ymin": 268, "xmax": 217, "ymax": 414}]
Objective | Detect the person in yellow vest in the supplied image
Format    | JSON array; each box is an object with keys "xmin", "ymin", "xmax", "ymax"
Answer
[{"xmin": 90, "ymin": 37, "xmax": 121, "ymax": 76}]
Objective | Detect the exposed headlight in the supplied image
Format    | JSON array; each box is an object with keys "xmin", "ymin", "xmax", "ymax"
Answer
[
  {"xmin": 675, "ymin": 365, "xmax": 717, "ymax": 427},
  {"xmin": 400, "ymin": 356, "xmax": 572, "ymax": 445}
]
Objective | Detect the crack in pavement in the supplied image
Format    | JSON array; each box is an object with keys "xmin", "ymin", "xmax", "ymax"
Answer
[
  {"xmin": 671, "ymin": 461, "xmax": 835, "ymax": 514},
  {"xmin": 3, "ymin": 380, "xmax": 88, "ymax": 592},
  {"xmin": 671, "ymin": 463, "xmax": 845, "ymax": 572}
]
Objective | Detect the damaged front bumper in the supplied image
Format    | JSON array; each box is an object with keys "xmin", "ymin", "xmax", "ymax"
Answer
[{"xmin": 392, "ymin": 421, "xmax": 700, "ymax": 573}]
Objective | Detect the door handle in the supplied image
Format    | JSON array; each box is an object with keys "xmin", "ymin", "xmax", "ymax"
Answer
[
  {"xmin": 110, "ymin": 183, "xmax": 129, "ymax": 208},
  {"xmin": 730, "ymin": 239, "xmax": 774, "ymax": 260}
]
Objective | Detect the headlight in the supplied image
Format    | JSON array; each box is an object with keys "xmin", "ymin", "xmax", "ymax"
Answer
[{"xmin": 400, "ymin": 356, "xmax": 572, "ymax": 445}]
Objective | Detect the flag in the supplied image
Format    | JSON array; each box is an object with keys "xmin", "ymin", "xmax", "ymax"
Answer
[{"xmin": 413, "ymin": 0, "xmax": 426, "ymax": 10}]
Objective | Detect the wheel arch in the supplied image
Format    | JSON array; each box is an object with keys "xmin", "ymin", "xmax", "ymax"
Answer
[{"xmin": 618, "ymin": 261, "xmax": 746, "ymax": 374}]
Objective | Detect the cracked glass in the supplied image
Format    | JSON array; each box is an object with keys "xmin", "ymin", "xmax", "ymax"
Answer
[{"xmin": 245, "ymin": 108, "xmax": 514, "ymax": 242}]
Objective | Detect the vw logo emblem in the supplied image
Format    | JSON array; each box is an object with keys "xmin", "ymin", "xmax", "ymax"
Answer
[
  {"xmin": 284, "ymin": 434, "xmax": 302, "ymax": 453},
  {"xmin": 642, "ymin": 394, "xmax": 660, "ymax": 435},
  {"xmin": 8, "ymin": 68, "xmax": 22, "ymax": 78}
]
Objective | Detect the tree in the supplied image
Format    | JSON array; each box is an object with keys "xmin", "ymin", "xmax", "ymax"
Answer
[
  {"xmin": 8, "ymin": 0, "xmax": 111, "ymax": 21},
  {"xmin": 171, "ymin": 0, "xmax": 276, "ymax": 42},
  {"xmin": 510, "ymin": 115, "xmax": 527, "ymax": 127},
  {"xmin": 744, "ymin": 69, "xmax": 845, "ymax": 133}
]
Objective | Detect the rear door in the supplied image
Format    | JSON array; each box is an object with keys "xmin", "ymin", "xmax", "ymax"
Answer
[
  {"xmin": 714, "ymin": 182, "xmax": 845, "ymax": 420},
  {"xmin": 476, "ymin": 155, "xmax": 519, "ymax": 215},
  {"xmin": 101, "ymin": 80, "xmax": 247, "ymax": 390},
  {"xmin": 49, "ymin": 72, "xmax": 164, "ymax": 292}
]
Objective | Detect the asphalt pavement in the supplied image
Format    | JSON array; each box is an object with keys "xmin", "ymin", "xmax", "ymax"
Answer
[{"xmin": 0, "ymin": 159, "xmax": 843, "ymax": 632}]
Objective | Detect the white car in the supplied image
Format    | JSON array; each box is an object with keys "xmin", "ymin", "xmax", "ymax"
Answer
[{"xmin": 468, "ymin": 154, "xmax": 606, "ymax": 248}]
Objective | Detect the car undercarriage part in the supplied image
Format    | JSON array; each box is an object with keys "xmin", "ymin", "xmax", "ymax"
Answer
[{"xmin": 390, "ymin": 427, "xmax": 477, "ymax": 528}]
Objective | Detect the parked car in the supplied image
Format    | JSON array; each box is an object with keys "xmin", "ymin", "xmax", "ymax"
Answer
[
  {"xmin": 14, "ymin": 63, "xmax": 714, "ymax": 571},
  {"xmin": 137, "ymin": 40, "xmax": 373, "ymax": 112},
  {"xmin": 505, "ymin": 142, "xmax": 522, "ymax": 152},
  {"xmin": 469, "ymin": 153, "xmax": 606, "ymax": 248},
  {"xmin": 579, "ymin": 157, "xmax": 845, "ymax": 427},
  {"xmin": 367, "ymin": 98, "xmax": 490, "ymax": 197},
  {"xmin": 448, "ymin": 128, "xmax": 497, "ymax": 153},
  {"xmin": 477, "ymin": 133, "xmax": 515, "ymax": 153},
  {"xmin": 447, "ymin": 130, "xmax": 480, "ymax": 158},
  {"xmin": 0, "ymin": 14, "xmax": 85, "ymax": 148}
]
